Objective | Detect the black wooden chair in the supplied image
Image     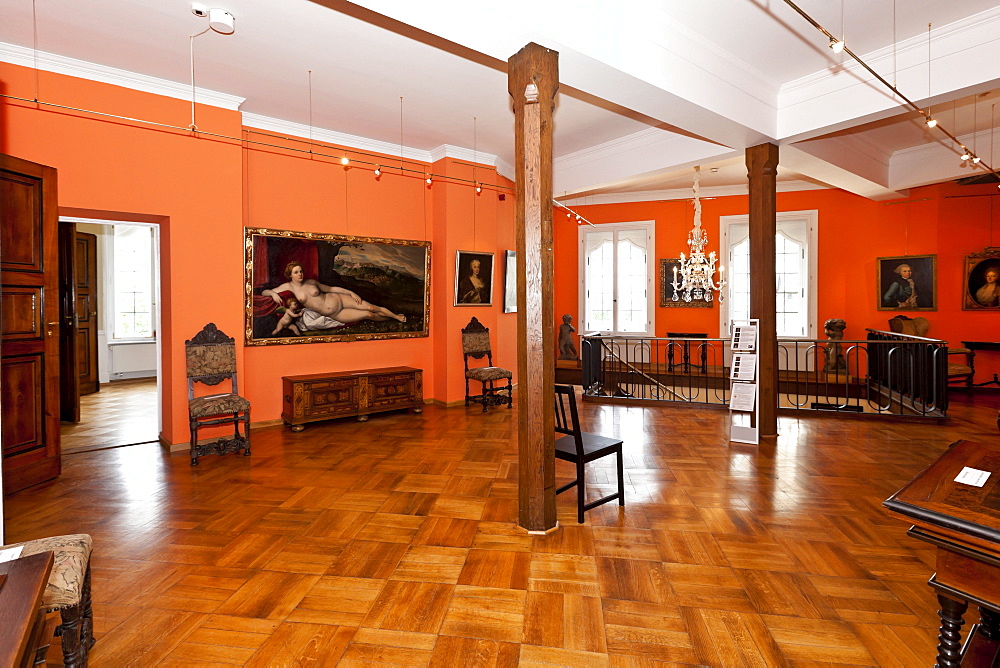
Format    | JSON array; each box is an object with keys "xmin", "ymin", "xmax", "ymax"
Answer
[
  {"xmin": 462, "ymin": 317, "xmax": 513, "ymax": 411},
  {"xmin": 186, "ymin": 323, "xmax": 251, "ymax": 465},
  {"xmin": 553, "ymin": 384, "xmax": 625, "ymax": 523}
]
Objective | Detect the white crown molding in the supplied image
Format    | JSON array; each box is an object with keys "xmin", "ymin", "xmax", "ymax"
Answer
[
  {"xmin": 242, "ymin": 112, "xmax": 431, "ymax": 163},
  {"xmin": 559, "ymin": 180, "xmax": 828, "ymax": 206},
  {"xmin": 242, "ymin": 115, "xmax": 509, "ymax": 181},
  {"xmin": 428, "ymin": 144, "xmax": 503, "ymax": 171},
  {"xmin": 0, "ymin": 42, "xmax": 245, "ymax": 110}
]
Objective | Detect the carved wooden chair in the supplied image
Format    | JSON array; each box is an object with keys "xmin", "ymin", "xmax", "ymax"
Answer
[
  {"xmin": 553, "ymin": 384, "xmax": 625, "ymax": 523},
  {"xmin": 186, "ymin": 323, "xmax": 251, "ymax": 465},
  {"xmin": 2, "ymin": 534, "xmax": 94, "ymax": 667},
  {"xmin": 887, "ymin": 315, "xmax": 973, "ymax": 389},
  {"xmin": 462, "ymin": 317, "xmax": 513, "ymax": 411}
]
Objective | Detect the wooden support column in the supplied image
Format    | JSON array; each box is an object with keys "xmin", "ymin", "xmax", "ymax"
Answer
[
  {"xmin": 746, "ymin": 143, "xmax": 779, "ymax": 437},
  {"xmin": 509, "ymin": 43, "xmax": 558, "ymax": 532}
]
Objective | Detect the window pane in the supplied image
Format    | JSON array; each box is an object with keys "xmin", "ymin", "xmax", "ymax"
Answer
[
  {"xmin": 775, "ymin": 232, "xmax": 804, "ymax": 337},
  {"xmin": 616, "ymin": 232, "xmax": 647, "ymax": 333},
  {"xmin": 585, "ymin": 232, "xmax": 614, "ymax": 332},
  {"xmin": 114, "ymin": 225, "xmax": 154, "ymax": 339},
  {"xmin": 727, "ymin": 223, "xmax": 810, "ymax": 338}
]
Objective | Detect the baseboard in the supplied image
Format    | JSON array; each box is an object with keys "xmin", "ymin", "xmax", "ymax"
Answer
[{"xmin": 161, "ymin": 421, "xmax": 275, "ymax": 454}]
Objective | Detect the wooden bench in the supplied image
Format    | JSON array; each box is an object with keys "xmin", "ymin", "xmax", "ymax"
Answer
[{"xmin": 282, "ymin": 366, "xmax": 423, "ymax": 431}]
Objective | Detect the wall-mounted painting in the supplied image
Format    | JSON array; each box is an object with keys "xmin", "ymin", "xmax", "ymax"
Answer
[
  {"xmin": 245, "ymin": 227, "xmax": 430, "ymax": 345},
  {"xmin": 658, "ymin": 259, "xmax": 712, "ymax": 308},
  {"xmin": 876, "ymin": 254, "xmax": 936, "ymax": 311},
  {"xmin": 454, "ymin": 250, "xmax": 494, "ymax": 306},
  {"xmin": 962, "ymin": 248, "xmax": 1000, "ymax": 310},
  {"xmin": 503, "ymin": 250, "xmax": 517, "ymax": 313}
]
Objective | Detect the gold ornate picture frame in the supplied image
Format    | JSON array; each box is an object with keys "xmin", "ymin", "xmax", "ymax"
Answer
[
  {"xmin": 244, "ymin": 227, "xmax": 430, "ymax": 345},
  {"xmin": 659, "ymin": 258, "xmax": 712, "ymax": 308},
  {"xmin": 962, "ymin": 248, "xmax": 1000, "ymax": 311},
  {"xmin": 876, "ymin": 254, "xmax": 937, "ymax": 311}
]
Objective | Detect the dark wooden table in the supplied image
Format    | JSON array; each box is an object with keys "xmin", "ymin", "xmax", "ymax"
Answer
[
  {"xmin": 885, "ymin": 440, "xmax": 1000, "ymax": 667},
  {"xmin": 0, "ymin": 550, "xmax": 53, "ymax": 668},
  {"xmin": 666, "ymin": 332, "xmax": 708, "ymax": 374},
  {"xmin": 961, "ymin": 341, "xmax": 1000, "ymax": 389}
]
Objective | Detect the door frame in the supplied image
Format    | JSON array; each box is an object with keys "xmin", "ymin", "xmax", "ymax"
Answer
[{"xmin": 59, "ymin": 211, "xmax": 165, "ymax": 439}]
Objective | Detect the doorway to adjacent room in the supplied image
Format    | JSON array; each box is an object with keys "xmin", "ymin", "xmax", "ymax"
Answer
[{"xmin": 58, "ymin": 217, "xmax": 162, "ymax": 454}]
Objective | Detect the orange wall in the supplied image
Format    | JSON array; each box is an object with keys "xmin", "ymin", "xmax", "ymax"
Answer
[
  {"xmin": 1, "ymin": 63, "xmax": 516, "ymax": 445},
  {"xmin": 556, "ymin": 186, "xmax": 1000, "ymax": 378}
]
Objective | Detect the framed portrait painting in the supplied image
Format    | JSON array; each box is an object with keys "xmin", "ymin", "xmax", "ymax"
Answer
[
  {"xmin": 876, "ymin": 254, "xmax": 936, "ymax": 311},
  {"xmin": 503, "ymin": 250, "xmax": 517, "ymax": 313},
  {"xmin": 962, "ymin": 248, "xmax": 1000, "ymax": 310},
  {"xmin": 244, "ymin": 227, "xmax": 430, "ymax": 345},
  {"xmin": 454, "ymin": 250, "xmax": 494, "ymax": 306},
  {"xmin": 659, "ymin": 259, "xmax": 712, "ymax": 308}
]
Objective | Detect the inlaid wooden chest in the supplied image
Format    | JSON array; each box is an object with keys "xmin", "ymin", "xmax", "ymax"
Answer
[{"xmin": 281, "ymin": 366, "xmax": 423, "ymax": 431}]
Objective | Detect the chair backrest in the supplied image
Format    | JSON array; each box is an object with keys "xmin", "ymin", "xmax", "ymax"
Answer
[
  {"xmin": 554, "ymin": 384, "xmax": 584, "ymax": 456},
  {"xmin": 462, "ymin": 317, "xmax": 494, "ymax": 368},
  {"xmin": 888, "ymin": 315, "xmax": 930, "ymax": 338},
  {"xmin": 185, "ymin": 323, "xmax": 238, "ymax": 398}
]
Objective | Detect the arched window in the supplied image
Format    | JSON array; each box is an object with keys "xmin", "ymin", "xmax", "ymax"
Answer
[
  {"xmin": 720, "ymin": 211, "xmax": 817, "ymax": 339},
  {"xmin": 579, "ymin": 221, "xmax": 655, "ymax": 335}
]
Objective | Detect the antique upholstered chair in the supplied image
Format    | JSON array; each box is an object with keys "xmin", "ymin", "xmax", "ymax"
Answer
[
  {"xmin": 1, "ymin": 534, "xmax": 94, "ymax": 667},
  {"xmin": 553, "ymin": 384, "xmax": 625, "ymax": 523},
  {"xmin": 461, "ymin": 317, "xmax": 513, "ymax": 411},
  {"xmin": 186, "ymin": 323, "xmax": 251, "ymax": 465},
  {"xmin": 887, "ymin": 316, "xmax": 973, "ymax": 389}
]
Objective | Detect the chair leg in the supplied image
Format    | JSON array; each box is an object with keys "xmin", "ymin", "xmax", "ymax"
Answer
[
  {"xmin": 190, "ymin": 419, "xmax": 199, "ymax": 466},
  {"xmin": 482, "ymin": 381, "xmax": 490, "ymax": 412},
  {"xmin": 57, "ymin": 564, "xmax": 93, "ymax": 668},
  {"xmin": 465, "ymin": 379, "xmax": 471, "ymax": 406},
  {"xmin": 506, "ymin": 379, "xmax": 513, "ymax": 408},
  {"xmin": 576, "ymin": 461, "xmax": 586, "ymax": 524},
  {"xmin": 243, "ymin": 410, "xmax": 252, "ymax": 456},
  {"xmin": 616, "ymin": 448, "xmax": 625, "ymax": 506}
]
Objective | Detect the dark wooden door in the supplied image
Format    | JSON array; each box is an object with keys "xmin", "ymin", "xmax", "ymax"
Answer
[
  {"xmin": 58, "ymin": 220, "xmax": 79, "ymax": 422},
  {"xmin": 1, "ymin": 153, "xmax": 61, "ymax": 495},
  {"xmin": 75, "ymin": 232, "xmax": 99, "ymax": 395}
]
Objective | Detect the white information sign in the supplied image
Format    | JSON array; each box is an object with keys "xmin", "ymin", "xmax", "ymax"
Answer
[
  {"xmin": 732, "ymin": 325, "xmax": 757, "ymax": 352},
  {"xmin": 729, "ymin": 382, "xmax": 757, "ymax": 412},
  {"xmin": 730, "ymin": 354, "xmax": 757, "ymax": 381},
  {"xmin": 0, "ymin": 545, "xmax": 24, "ymax": 563},
  {"xmin": 954, "ymin": 467, "xmax": 991, "ymax": 487}
]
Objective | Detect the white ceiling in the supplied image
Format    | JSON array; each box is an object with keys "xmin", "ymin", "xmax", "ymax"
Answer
[{"xmin": 1, "ymin": 0, "xmax": 999, "ymax": 202}]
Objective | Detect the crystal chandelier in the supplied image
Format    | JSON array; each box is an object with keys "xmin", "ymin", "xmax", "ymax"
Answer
[{"xmin": 671, "ymin": 166, "xmax": 726, "ymax": 303}]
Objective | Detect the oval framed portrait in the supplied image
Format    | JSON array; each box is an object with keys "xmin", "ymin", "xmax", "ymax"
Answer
[{"xmin": 963, "ymin": 249, "xmax": 1000, "ymax": 310}]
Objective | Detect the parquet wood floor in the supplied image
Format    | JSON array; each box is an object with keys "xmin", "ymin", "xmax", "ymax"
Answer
[
  {"xmin": 7, "ymin": 389, "xmax": 1000, "ymax": 666},
  {"xmin": 60, "ymin": 378, "xmax": 158, "ymax": 454}
]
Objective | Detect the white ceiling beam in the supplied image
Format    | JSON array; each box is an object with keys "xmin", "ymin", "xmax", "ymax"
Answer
[
  {"xmin": 780, "ymin": 144, "xmax": 907, "ymax": 201},
  {"xmin": 778, "ymin": 7, "xmax": 1000, "ymax": 142},
  {"xmin": 350, "ymin": 0, "xmax": 777, "ymax": 149},
  {"xmin": 890, "ymin": 130, "xmax": 999, "ymax": 190},
  {"xmin": 553, "ymin": 130, "xmax": 736, "ymax": 198}
]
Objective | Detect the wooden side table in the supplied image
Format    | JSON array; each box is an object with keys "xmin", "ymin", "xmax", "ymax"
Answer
[
  {"xmin": 0, "ymin": 551, "xmax": 54, "ymax": 668},
  {"xmin": 884, "ymin": 440, "xmax": 1000, "ymax": 667}
]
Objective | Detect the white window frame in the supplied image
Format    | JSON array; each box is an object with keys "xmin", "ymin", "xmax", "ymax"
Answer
[
  {"xmin": 718, "ymin": 210, "xmax": 818, "ymax": 339},
  {"xmin": 578, "ymin": 220, "xmax": 656, "ymax": 336}
]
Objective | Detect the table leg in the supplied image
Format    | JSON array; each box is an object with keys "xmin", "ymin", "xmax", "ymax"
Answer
[
  {"xmin": 979, "ymin": 606, "xmax": 1000, "ymax": 640},
  {"xmin": 936, "ymin": 593, "xmax": 968, "ymax": 668}
]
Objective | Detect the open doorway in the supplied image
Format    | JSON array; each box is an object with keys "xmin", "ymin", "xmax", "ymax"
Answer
[{"xmin": 59, "ymin": 217, "xmax": 162, "ymax": 454}]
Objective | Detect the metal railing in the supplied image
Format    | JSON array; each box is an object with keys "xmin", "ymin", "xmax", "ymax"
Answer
[{"xmin": 581, "ymin": 331, "xmax": 951, "ymax": 418}]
